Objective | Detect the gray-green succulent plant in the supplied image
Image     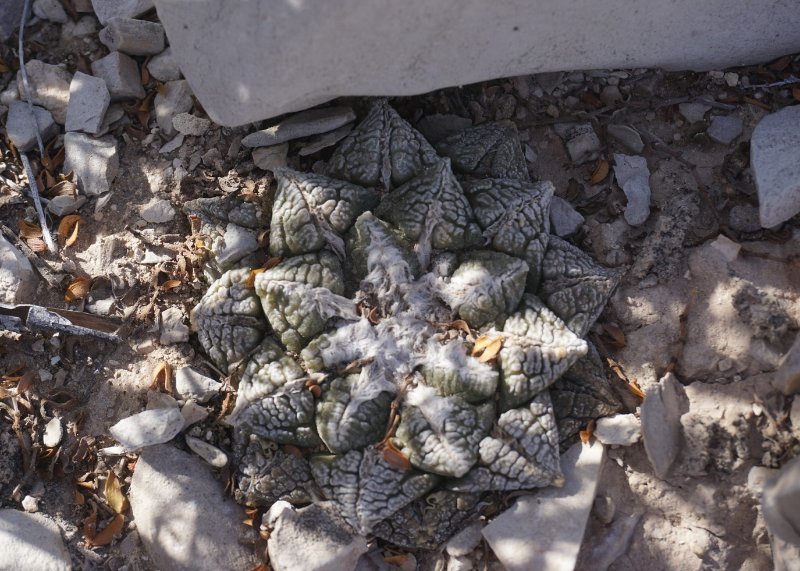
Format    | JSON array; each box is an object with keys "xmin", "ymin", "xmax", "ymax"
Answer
[{"xmin": 189, "ymin": 100, "xmax": 622, "ymax": 548}]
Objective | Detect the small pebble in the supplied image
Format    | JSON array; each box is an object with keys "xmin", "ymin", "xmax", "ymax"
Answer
[
  {"xmin": 21, "ymin": 496, "xmax": 39, "ymax": 513},
  {"xmin": 707, "ymin": 115, "xmax": 743, "ymax": 145},
  {"xmin": 42, "ymin": 417, "xmax": 63, "ymax": 448},
  {"xmin": 185, "ymin": 435, "xmax": 228, "ymax": 468}
]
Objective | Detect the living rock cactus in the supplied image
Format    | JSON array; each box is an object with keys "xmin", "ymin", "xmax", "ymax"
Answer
[{"xmin": 189, "ymin": 100, "xmax": 623, "ymax": 547}]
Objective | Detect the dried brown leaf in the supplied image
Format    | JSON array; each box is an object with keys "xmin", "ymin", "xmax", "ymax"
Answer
[
  {"xmin": 58, "ymin": 215, "xmax": 82, "ymax": 247},
  {"xmin": 264, "ymin": 256, "xmax": 283, "ymax": 270},
  {"xmin": 65, "ymin": 277, "xmax": 93, "ymax": 302},
  {"xmin": 475, "ymin": 337, "xmax": 504, "ymax": 363},
  {"xmin": 141, "ymin": 57, "xmax": 151, "ymax": 84},
  {"xmin": 579, "ymin": 419, "xmax": 596, "ymax": 444},
  {"xmin": 244, "ymin": 268, "xmax": 265, "ymax": 289},
  {"xmin": 590, "ymin": 159, "xmax": 610, "ymax": 184},
  {"xmin": 793, "ymin": 86, "xmax": 800, "ymax": 103},
  {"xmin": 82, "ymin": 503, "xmax": 97, "ymax": 542},
  {"xmin": 149, "ymin": 361, "xmax": 172, "ymax": 393},
  {"xmin": 382, "ymin": 441, "xmax": 412, "ymax": 471},
  {"xmin": 471, "ymin": 335, "xmax": 495, "ymax": 357},
  {"xmin": 87, "ymin": 513, "xmax": 124, "ymax": 547},
  {"xmin": 384, "ymin": 554, "xmax": 410, "ymax": 566},
  {"xmin": 600, "ymin": 323, "xmax": 626, "ymax": 349},
  {"xmin": 49, "ymin": 180, "xmax": 77, "ymax": 197},
  {"xmin": 450, "ymin": 319, "xmax": 471, "ymax": 335},
  {"xmin": 161, "ymin": 279, "xmax": 182, "ymax": 291},
  {"xmin": 73, "ymin": 490, "xmax": 85, "ymax": 505},
  {"xmin": 25, "ymin": 237, "xmax": 48, "ymax": 253},
  {"xmin": 0, "ymin": 60, "xmax": 9, "ymax": 73},
  {"xmin": 18, "ymin": 219, "xmax": 42, "ymax": 239},
  {"xmin": 17, "ymin": 370, "xmax": 34, "ymax": 394},
  {"xmin": 743, "ymin": 96, "xmax": 771, "ymax": 111},
  {"xmin": 104, "ymin": 470, "xmax": 129, "ymax": 514}
]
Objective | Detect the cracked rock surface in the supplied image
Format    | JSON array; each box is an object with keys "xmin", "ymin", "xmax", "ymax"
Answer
[{"xmin": 189, "ymin": 100, "xmax": 622, "ymax": 546}]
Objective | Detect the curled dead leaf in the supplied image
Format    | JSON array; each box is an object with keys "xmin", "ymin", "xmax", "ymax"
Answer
[
  {"xmin": 73, "ymin": 490, "xmax": 85, "ymax": 505},
  {"xmin": 600, "ymin": 322, "xmax": 626, "ymax": 349},
  {"xmin": 104, "ymin": 470, "xmax": 129, "ymax": 514},
  {"xmin": 308, "ymin": 384, "xmax": 322, "ymax": 398},
  {"xmin": 58, "ymin": 215, "xmax": 83, "ymax": 248},
  {"xmin": 579, "ymin": 419, "xmax": 596, "ymax": 444},
  {"xmin": 65, "ymin": 277, "xmax": 93, "ymax": 302},
  {"xmin": 18, "ymin": 219, "xmax": 42, "ymax": 239},
  {"xmin": 86, "ymin": 513, "xmax": 124, "ymax": 547},
  {"xmin": 26, "ymin": 237, "xmax": 48, "ymax": 253},
  {"xmin": 264, "ymin": 256, "xmax": 283, "ymax": 271},
  {"xmin": 244, "ymin": 268, "xmax": 265, "ymax": 289},
  {"xmin": 792, "ymin": 86, "xmax": 800, "ymax": 103},
  {"xmin": 591, "ymin": 159, "xmax": 610, "ymax": 184},
  {"xmin": 149, "ymin": 361, "xmax": 172, "ymax": 393},
  {"xmin": 49, "ymin": 180, "xmax": 78, "ymax": 197},
  {"xmin": 384, "ymin": 554, "xmax": 410, "ymax": 566},
  {"xmin": 478, "ymin": 338, "xmax": 504, "ymax": 363},
  {"xmin": 161, "ymin": 279, "xmax": 182, "ymax": 291},
  {"xmin": 628, "ymin": 381, "xmax": 646, "ymax": 399},
  {"xmin": 450, "ymin": 319, "xmax": 471, "ymax": 335},
  {"xmin": 471, "ymin": 335, "xmax": 495, "ymax": 357},
  {"xmin": 383, "ymin": 440, "xmax": 412, "ymax": 471}
]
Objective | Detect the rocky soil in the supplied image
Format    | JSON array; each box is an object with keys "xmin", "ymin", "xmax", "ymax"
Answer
[{"xmin": 1, "ymin": 3, "xmax": 800, "ymax": 570}]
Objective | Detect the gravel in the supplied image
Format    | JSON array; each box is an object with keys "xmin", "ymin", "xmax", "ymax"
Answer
[
  {"xmin": 63, "ymin": 132, "xmax": 119, "ymax": 196},
  {"xmin": 5, "ymin": 101, "xmax": 58, "ymax": 152},
  {"xmin": 65, "ymin": 71, "xmax": 111, "ymax": 134},
  {"xmin": 91, "ymin": 51, "xmax": 146, "ymax": 101}
]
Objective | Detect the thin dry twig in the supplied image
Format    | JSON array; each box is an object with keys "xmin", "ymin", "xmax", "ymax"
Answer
[{"xmin": 17, "ymin": 0, "xmax": 57, "ymax": 253}]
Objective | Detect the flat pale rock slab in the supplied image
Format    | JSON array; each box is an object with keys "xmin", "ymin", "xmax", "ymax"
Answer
[
  {"xmin": 267, "ymin": 501, "xmax": 368, "ymax": 571},
  {"xmin": 0, "ymin": 509, "xmax": 71, "ymax": 571},
  {"xmin": 242, "ymin": 106, "xmax": 355, "ymax": 148},
  {"xmin": 751, "ymin": 105, "xmax": 800, "ymax": 228},
  {"xmin": 153, "ymin": 0, "xmax": 800, "ymax": 126},
  {"xmin": 641, "ymin": 372, "xmax": 688, "ymax": 478},
  {"xmin": 482, "ymin": 441, "xmax": 605, "ymax": 571},
  {"xmin": 130, "ymin": 444, "xmax": 259, "ymax": 571},
  {"xmin": 110, "ymin": 407, "xmax": 184, "ymax": 450},
  {"xmin": 63, "ymin": 132, "xmax": 119, "ymax": 196}
]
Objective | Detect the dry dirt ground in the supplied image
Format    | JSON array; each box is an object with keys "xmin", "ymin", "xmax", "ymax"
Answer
[{"xmin": 1, "ymin": 13, "xmax": 799, "ymax": 571}]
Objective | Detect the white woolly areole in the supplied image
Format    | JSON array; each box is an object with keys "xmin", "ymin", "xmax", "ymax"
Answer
[{"xmin": 404, "ymin": 384, "xmax": 454, "ymax": 433}]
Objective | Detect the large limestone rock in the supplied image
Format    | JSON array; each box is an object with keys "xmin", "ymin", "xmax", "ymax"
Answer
[{"xmin": 152, "ymin": 0, "xmax": 800, "ymax": 125}]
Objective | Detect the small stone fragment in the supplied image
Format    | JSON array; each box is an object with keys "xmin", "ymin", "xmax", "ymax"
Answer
[
  {"xmin": 482, "ymin": 441, "xmax": 605, "ymax": 571},
  {"xmin": 554, "ymin": 122, "xmax": 601, "ymax": 165},
  {"xmin": 47, "ymin": 195, "xmax": 87, "ymax": 217},
  {"xmin": 159, "ymin": 133, "xmax": 184, "ymax": 154},
  {"xmin": 252, "ymin": 143, "xmax": 289, "ymax": 171},
  {"xmin": 0, "ymin": 510, "xmax": 71, "ymax": 570},
  {"xmin": 99, "ymin": 17, "xmax": 165, "ymax": 56},
  {"xmin": 613, "ymin": 153, "xmax": 651, "ymax": 226},
  {"xmin": 747, "ymin": 466, "xmax": 777, "ymax": 499},
  {"xmin": 267, "ymin": 501, "xmax": 369, "ymax": 571},
  {"xmin": 706, "ymin": 114, "xmax": 743, "ymax": 144},
  {"xmin": 5, "ymin": 101, "xmax": 58, "ymax": 152},
  {"xmin": 549, "ymin": 195, "xmax": 584, "ymax": 237},
  {"xmin": 298, "ymin": 123, "xmax": 354, "ymax": 156},
  {"xmin": 181, "ymin": 400, "xmax": 208, "ymax": 426},
  {"xmin": 109, "ymin": 408, "xmax": 185, "ymax": 450},
  {"xmin": 65, "ymin": 71, "xmax": 111, "ymax": 134},
  {"xmin": 63, "ymin": 132, "xmax": 119, "ymax": 196},
  {"xmin": 678, "ymin": 102, "xmax": 710, "ymax": 123},
  {"xmin": 640, "ymin": 372, "xmax": 688, "ymax": 478},
  {"xmin": 750, "ymin": 105, "xmax": 800, "ymax": 227},
  {"xmin": 242, "ymin": 106, "xmax": 356, "ymax": 148},
  {"xmin": 32, "ymin": 0, "xmax": 67, "ymax": 22},
  {"xmin": 154, "ymin": 80, "xmax": 193, "ymax": 137},
  {"xmin": 728, "ymin": 204, "xmax": 762, "ymax": 233},
  {"xmin": 593, "ymin": 414, "xmax": 641, "ymax": 446},
  {"xmin": 446, "ymin": 522, "xmax": 484, "ymax": 557},
  {"xmin": 140, "ymin": 198, "xmax": 176, "ymax": 223},
  {"xmin": 60, "ymin": 15, "xmax": 97, "ymax": 40},
  {"xmin": 91, "ymin": 51, "xmax": 146, "ymax": 101},
  {"xmin": 709, "ymin": 234, "xmax": 740, "ymax": 262},
  {"xmin": 145, "ymin": 390, "xmax": 179, "ymax": 410},
  {"xmin": 216, "ymin": 223, "xmax": 259, "ymax": 266},
  {"xmin": 42, "ymin": 417, "xmax": 63, "ymax": 448},
  {"xmin": 172, "ymin": 112, "xmax": 210, "ymax": 136},
  {"xmin": 185, "ymin": 436, "xmax": 228, "ymax": 468},
  {"xmin": 21, "ymin": 495, "xmax": 39, "ymax": 513},
  {"xmin": 147, "ymin": 46, "xmax": 181, "ymax": 81},
  {"xmin": 91, "ymin": 0, "xmax": 153, "ymax": 24},
  {"xmin": 130, "ymin": 444, "xmax": 259, "ymax": 570},
  {"xmin": 175, "ymin": 367, "xmax": 221, "ymax": 403},
  {"xmin": 607, "ymin": 124, "xmax": 644, "ymax": 153},
  {"xmin": 160, "ymin": 306, "xmax": 189, "ymax": 344},
  {"xmin": 16, "ymin": 60, "xmax": 72, "ymax": 124}
]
